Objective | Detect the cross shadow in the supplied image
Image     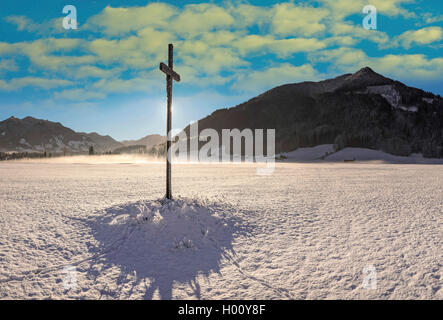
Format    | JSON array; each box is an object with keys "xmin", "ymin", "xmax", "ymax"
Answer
[{"xmin": 85, "ymin": 197, "xmax": 251, "ymax": 299}]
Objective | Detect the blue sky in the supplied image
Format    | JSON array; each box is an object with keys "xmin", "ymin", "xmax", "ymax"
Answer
[{"xmin": 0, "ymin": 0, "xmax": 442, "ymax": 140}]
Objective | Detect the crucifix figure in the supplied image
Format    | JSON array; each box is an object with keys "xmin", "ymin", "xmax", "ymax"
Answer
[{"xmin": 159, "ymin": 44, "xmax": 181, "ymax": 199}]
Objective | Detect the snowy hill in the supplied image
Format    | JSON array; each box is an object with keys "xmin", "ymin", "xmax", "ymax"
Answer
[
  {"xmin": 280, "ymin": 145, "xmax": 443, "ymax": 164},
  {"xmin": 325, "ymin": 148, "xmax": 443, "ymax": 164},
  {"xmin": 280, "ymin": 144, "xmax": 335, "ymax": 161}
]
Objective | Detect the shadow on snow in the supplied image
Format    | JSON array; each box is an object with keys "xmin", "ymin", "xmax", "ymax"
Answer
[{"xmin": 85, "ymin": 197, "xmax": 251, "ymax": 299}]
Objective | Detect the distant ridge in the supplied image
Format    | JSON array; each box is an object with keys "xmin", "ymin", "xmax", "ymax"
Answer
[{"xmin": 0, "ymin": 116, "xmax": 122, "ymax": 153}]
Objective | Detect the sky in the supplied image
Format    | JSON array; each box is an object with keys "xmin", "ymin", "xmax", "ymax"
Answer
[{"xmin": 0, "ymin": 0, "xmax": 442, "ymax": 140}]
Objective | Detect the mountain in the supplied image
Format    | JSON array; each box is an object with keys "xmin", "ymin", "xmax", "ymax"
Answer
[
  {"xmin": 177, "ymin": 67, "xmax": 443, "ymax": 158},
  {"xmin": 121, "ymin": 134, "xmax": 166, "ymax": 149},
  {"xmin": 0, "ymin": 116, "xmax": 122, "ymax": 153}
]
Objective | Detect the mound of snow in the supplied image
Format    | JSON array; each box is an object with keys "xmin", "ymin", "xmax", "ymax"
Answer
[
  {"xmin": 281, "ymin": 144, "xmax": 335, "ymax": 161},
  {"xmin": 325, "ymin": 147, "xmax": 443, "ymax": 164},
  {"xmin": 86, "ymin": 198, "xmax": 249, "ymax": 299},
  {"xmin": 280, "ymin": 146, "xmax": 443, "ymax": 164}
]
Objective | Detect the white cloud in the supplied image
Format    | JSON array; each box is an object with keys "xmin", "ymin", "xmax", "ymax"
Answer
[
  {"xmin": 0, "ymin": 59, "xmax": 19, "ymax": 72},
  {"xmin": 395, "ymin": 26, "xmax": 443, "ymax": 49},
  {"xmin": 271, "ymin": 3, "xmax": 329, "ymax": 37},
  {"xmin": 234, "ymin": 35, "xmax": 327, "ymax": 57},
  {"xmin": 319, "ymin": 0, "xmax": 416, "ymax": 19},
  {"xmin": 0, "ymin": 0, "xmax": 441, "ymax": 101},
  {"xmin": 53, "ymin": 89, "xmax": 106, "ymax": 101},
  {"xmin": 171, "ymin": 3, "xmax": 235, "ymax": 36},
  {"xmin": 85, "ymin": 3, "xmax": 177, "ymax": 36},
  {"xmin": 5, "ymin": 15, "xmax": 67, "ymax": 35},
  {"xmin": 0, "ymin": 77, "xmax": 73, "ymax": 91}
]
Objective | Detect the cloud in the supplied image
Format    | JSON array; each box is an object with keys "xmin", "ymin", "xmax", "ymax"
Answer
[
  {"xmin": 87, "ymin": 28, "xmax": 173, "ymax": 69},
  {"xmin": 319, "ymin": 0, "xmax": 416, "ymax": 19},
  {"xmin": 419, "ymin": 13, "xmax": 443, "ymax": 25},
  {"xmin": 0, "ymin": 38, "xmax": 94, "ymax": 71},
  {"xmin": 86, "ymin": 2, "xmax": 244, "ymax": 38},
  {"xmin": 370, "ymin": 54, "xmax": 443, "ymax": 80},
  {"xmin": 396, "ymin": 27, "xmax": 443, "ymax": 49},
  {"xmin": 171, "ymin": 3, "xmax": 235, "ymax": 37},
  {"xmin": 70, "ymin": 66, "xmax": 122, "ymax": 79},
  {"xmin": 233, "ymin": 63, "xmax": 323, "ymax": 92},
  {"xmin": 0, "ymin": 77, "xmax": 72, "ymax": 91},
  {"xmin": 328, "ymin": 21, "xmax": 390, "ymax": 47},
  {"xmin": 85, "ymin": 3, "xmax": 177, "ymax": 36},
  {"xmin": 88, "ymin": 37, "xmax": 153, "ymax": 68},
  {"xmin": 92, "ymin": 71, "xmax": 162, "ymax": 94},
  {"xmin": 53, "ymin": 89, "xmax": 106, "ymax": 101},
  {"xmin": 179, "ymin": 42, "xmax": 247, "ymax": 75},
  {"xmin": 226, "ymin": 3, "xmax": 271, "ymax": 29},
  {"xmin": 319, "ymin": 0, "xmax": 412, "ymax": 48},
  {"xmin": 309, "ymin": 47, "xmax": 367, "ymax": 66},
  {"xmin": 0, "ymin": 59, "xmax": 19, "ymax": 72},
  {"xmin": 0, "ymin": 0, "xmax": 441, "ymax": 101},
  {"xmin": 5, "ymin": 15, "xmax": 66, "ymax": 35},
  {"xmin": 176, "ymin": 65, "xmax": 233, "ymax": 87},
  {"xmin": 309, "ymin": 47, "xmax": 443, "ymax": 80},
  {"xmin": 234, "ymin": 35, "xmax": 327, "ymax": 57},
  {"xmin": 5, "ymin": 15, "xmax": 35, "ymax": 31}
]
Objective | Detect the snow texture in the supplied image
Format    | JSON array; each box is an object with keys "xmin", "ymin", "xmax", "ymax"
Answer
[
  {"xmin": 0, "ymin": 160, "xmax": 441, "ymax": 299},
  {"xmin": 365, "ymin": 85, "xmax": 418, "ymax": 112}
]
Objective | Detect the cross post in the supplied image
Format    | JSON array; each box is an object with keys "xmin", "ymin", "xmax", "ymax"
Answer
[{"xmin": 159, "ymin": 44, "xmax": 181, "ymax": 199}]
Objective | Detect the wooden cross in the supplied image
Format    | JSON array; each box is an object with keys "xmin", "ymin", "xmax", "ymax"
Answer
[{"xmin": 159, "ymin": 44, "xmax": 181, "ymax": 199}]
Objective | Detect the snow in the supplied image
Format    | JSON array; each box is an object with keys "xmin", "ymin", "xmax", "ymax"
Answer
[
  {"xmin": 398, "ymin": 105, "xmax": 418, "ymax": 112},
  {"xmin": 280, "ymin": 146, "xmax": 443, "ymax": 164},
  {"xmin": 53, "ymin": 136, "xmax": 66, "ymax": 151},
  {"xmin": 67, "ymin": 140, "xmax": 89, "ymax": 151},
  {"xmin": 87, "ymin": 198, "xmax": 247, "ymax": 299},
  {"xmin": 0, "ymin": 159, "xmax": 441, "ymax": 299},
  {"xmin": 423, "ymin": 98, "xmax": 434, "ymax": 104},
  {"xmin": 364, "ymin": 85, "xmax": 419, "ymax": 112},
  {"xmin": 366, "ymin": 85, "xmax": 401, "ymax": 108},
  {"xmin": 325, "ymin": 147, "xmax": 443, "ymax": 164}
]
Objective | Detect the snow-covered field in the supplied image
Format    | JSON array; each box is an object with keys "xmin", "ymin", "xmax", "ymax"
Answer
[{"xmin": 0, "ymin": 158, "xmax": 441, "ymax": 299}]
